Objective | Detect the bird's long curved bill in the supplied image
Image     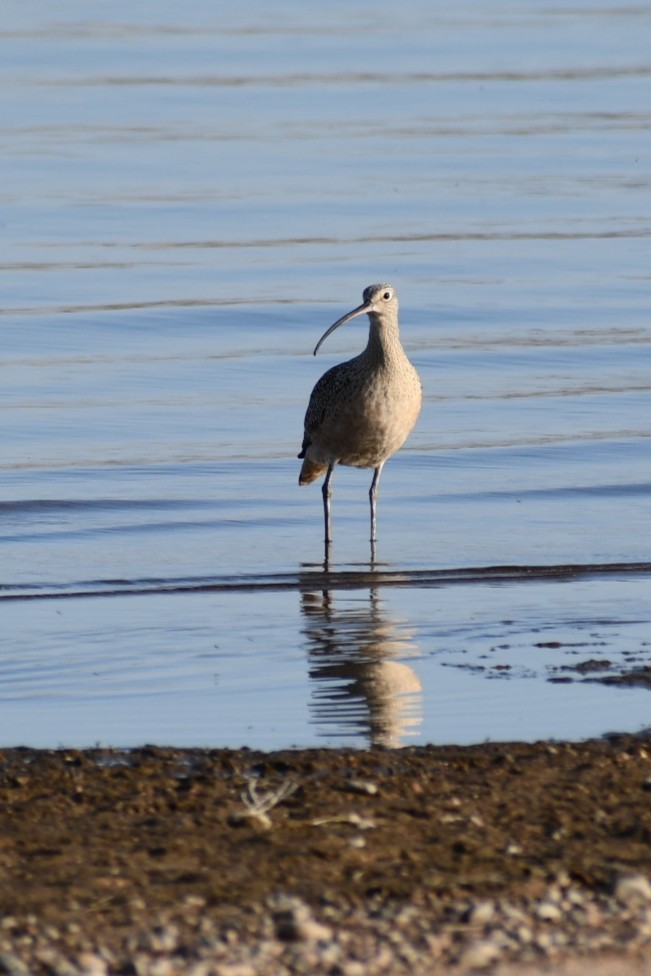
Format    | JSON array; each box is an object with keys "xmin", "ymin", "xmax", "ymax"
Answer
[{"xmin": 313, "ymin": 301, "xmax": 372, "ymax": 356}]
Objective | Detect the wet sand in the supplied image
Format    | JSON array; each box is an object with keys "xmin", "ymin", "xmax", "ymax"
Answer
[{"xmin": 3, "ymin": 734, "xmax": 651, "ymax": 973}]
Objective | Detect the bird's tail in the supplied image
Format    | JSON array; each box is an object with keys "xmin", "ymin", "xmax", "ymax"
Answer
[{"xmin": 298, "ymin": 456, "xmax": 327, "ymax": 486}]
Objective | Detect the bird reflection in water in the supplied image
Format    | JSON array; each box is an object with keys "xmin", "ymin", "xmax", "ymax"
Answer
[{"xmin": 300, "ymin": 582, "xmax": 422, "ymax": 747}]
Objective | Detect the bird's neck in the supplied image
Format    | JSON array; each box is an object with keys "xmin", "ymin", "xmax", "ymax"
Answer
[{"xmin": 364, "ymin": 314, "xmax": 405, "ymax": 365}]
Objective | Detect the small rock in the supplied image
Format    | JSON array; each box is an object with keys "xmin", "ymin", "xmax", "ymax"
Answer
[
  {"xmin": 614, "ymin": 874, "xmax": 651, "ymax": 905},
  {"xmin": 536, "ymin": 932, "xmax": 553, "ymax": 951},
  {"xmin": 394, "ymin": 906, "xmax": 420, "ymax": 927},
  {"xmin": 33, "ymin": 948, "xmax": 78, "ymax": 976},
  {"xmin": 341, "ymin": 963, "xmax": 366, "ymax": 976},
  {"xmin": 272, "ymin": 896, "xmax": 332, "ymax": 943},
  {"xmin": 0, "ymin": 953, "xmax": 30, "ymax": 976},
  {"xmin": 156, "ymin": 926, "xmax": 179, "ymax": 953},
  {"xmin": 212, "ymin": 967, "xmax": 257, "ymax": 976},
  {"xmin": 183, "ymin": 894, "xmax": 207, "ymax": 911},
  {"xmin": 77, "ymin": 953, "xmax": 109, "ymax": 976},
  {"xmin": 564, "ymin": 887, "xmax": 586, "ymax": 906},
  {"xmin": 459, "ymin": 938, "xmax": 501, "ymax": 970},
  {"xmin": 536, "ymin": 901, "xmax": 563, "ymax": 922},
  {"xmin": 183, "ymin": 964, "xmax": 214, "ymax": 976},
  {"xmin": 148, "ymin": 960, "xmax": 176, "ymax": 976},
  {"xmin": 465, "ymin": 901, "xmax": 495, "ymax": 926},
  {"xmin": 500, "ymin": 902, "xmax": 529, "ymax": 925},
  {"xmin": 346, "ymin": 779, "xmax": 378, "ymax": 795}
]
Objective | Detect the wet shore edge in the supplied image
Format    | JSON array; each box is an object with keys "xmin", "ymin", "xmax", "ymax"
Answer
[
  {"xmin": 3, "ymin": 558, "xmax": 651, "ymax": 602},
  {"xmin": 3, "ymin": 733, "xmax": 651, "ymax": 973}
]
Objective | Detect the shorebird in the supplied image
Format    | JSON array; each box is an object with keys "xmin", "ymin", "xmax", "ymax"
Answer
[{"xmin": 298, "ymin": 283, "xmax": 422, "ymax": 545}]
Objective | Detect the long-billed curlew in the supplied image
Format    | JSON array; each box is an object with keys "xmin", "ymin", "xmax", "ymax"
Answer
[{"xmin": 298, "ymin": 283, "xmax": 422, "ymax": 546}]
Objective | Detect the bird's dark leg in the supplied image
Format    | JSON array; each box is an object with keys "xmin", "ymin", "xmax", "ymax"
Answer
[
  {"xmin": 322, "ymin": 462, "xmax": 335, "ymax": 545},
  {"xmin": 369, "ymin": 462, "xmax": 384, "ymax": 544}
]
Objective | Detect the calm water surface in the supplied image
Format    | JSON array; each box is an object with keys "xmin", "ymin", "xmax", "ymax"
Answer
[{"xmin": 1, "ymin": 1, "xmax": 650, "ymax": 748}]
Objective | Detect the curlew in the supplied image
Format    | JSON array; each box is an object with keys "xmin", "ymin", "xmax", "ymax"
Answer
[{"xmin": 298, "ymin": 283, "xmax": 422, "ymax": 546}]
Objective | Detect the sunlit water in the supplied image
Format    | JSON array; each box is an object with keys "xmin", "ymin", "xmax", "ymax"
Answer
[{"xmin": 1, "ymin": 1, "xmax": 650, "ymax": 748}]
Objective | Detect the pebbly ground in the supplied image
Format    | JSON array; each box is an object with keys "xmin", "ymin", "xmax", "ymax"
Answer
[{"xmin": 2, "ymin": 735, "xmax": 651, "ymax": 974}]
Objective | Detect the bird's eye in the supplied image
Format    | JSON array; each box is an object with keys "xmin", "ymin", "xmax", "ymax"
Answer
[{"xmin": 383, "ymin": 291, "xmax": 391, "ymax": 300}]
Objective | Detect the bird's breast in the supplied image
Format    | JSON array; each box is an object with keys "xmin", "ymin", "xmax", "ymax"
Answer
[{"xmin": 311, "ymin": 361, "xmax": 421, "ymax": 468}]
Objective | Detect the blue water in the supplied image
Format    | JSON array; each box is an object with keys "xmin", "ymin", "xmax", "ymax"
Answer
[{"xmin": 1, "ymin": 1, "xmax": 650, "ymax": 748}]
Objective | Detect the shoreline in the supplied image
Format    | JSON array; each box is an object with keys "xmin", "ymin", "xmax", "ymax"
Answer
[{"xmin": 2, "ymin": 734, "xmax": 651, "ymax": 973}]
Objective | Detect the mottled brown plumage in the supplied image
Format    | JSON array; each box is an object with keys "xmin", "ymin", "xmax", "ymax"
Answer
[{"xmin": 298, "ymin": 283, "xmax": 421, "ymax": 545}]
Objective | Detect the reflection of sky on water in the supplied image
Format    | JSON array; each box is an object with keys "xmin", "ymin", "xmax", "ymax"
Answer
[{"xmin": 301, "ymin": 585, "xmax": 422, "ymax": 748}]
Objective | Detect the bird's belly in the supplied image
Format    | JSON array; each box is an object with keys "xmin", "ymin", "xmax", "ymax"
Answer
[{"xmin": 315, "ymin": 381, "xmax": 421, "ymax": 469}]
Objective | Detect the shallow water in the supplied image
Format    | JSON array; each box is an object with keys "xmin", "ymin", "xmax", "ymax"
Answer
[{"xmin": 1, "ymin": 1, "xmax": 650, "ymax": 748}]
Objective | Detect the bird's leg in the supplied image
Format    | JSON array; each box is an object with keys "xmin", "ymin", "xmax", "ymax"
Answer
[
  {"xmin": 369, "ymin": 462, "xmax": 384, "ymax": 543},
  {"xmin": 322, "ymin": 462, "xmax": 335, "ymax": 545}
]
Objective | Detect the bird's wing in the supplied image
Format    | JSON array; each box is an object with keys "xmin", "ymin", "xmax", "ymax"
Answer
[{"xmin": 302, "ymin": 363, "xmax": 346, "ymax": 439}]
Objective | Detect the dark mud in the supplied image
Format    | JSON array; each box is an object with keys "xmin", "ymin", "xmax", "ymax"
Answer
[{"xmin": 2, "ymin": 735, "xmax": 651, "ymax": 973}]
